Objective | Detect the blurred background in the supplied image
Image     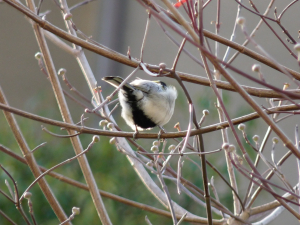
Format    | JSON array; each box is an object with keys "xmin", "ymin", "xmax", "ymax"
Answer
[{"xmin": 0, "ymin": 0, "xmax": 299, "ymax": 224}]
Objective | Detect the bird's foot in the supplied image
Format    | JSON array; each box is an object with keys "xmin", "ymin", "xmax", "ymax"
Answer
[
  {"xmin": 133, "ymin": 131, "xmax": 139, "ymax": 140},
  {"xmin": 133, "ymin": 125, "xmax": 139, "ymax": 141},
  {"xmin": 158, "ymin": 126, "xmax": 166, "ymax": 141}
]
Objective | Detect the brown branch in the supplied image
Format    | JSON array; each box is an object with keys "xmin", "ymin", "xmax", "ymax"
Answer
[
  {"xmin": 0, "ymin": 145, "xmax": 225, "ymax": 225},
  {"xmin": 0, "ymin": 101, "xmax": 299, "ymax": 139},
  {"xmin": 250, "ymin": 193, "xmax": 296, "ymax": 216},
  {"xmin": 247, "ymin": 149, "xmax": 293, "ymax": 207},
  {"xmin": 0, "ymin": 165, "xmax": 31, "ymax": 225},
  {"xmin": 0, "ymin": 209, "xmax": 17, "ymax": 225},
  {"xmin": 0, "ymin": 86, "xmax": 70, "ymax": 223},
  {"xmin": 25, "ymin": 0, "xmax": 111, "ymax": 222},
  {"xmin": 19, "ymin": 139, "xmax": 96, "ymax": 201},
  {"xmin": 174, "ymin": 71, "xmax": 300, "ymax": 98},
  {"xmin": 4, "ymin": 0, "xmax": 300, "ymax": 82}
]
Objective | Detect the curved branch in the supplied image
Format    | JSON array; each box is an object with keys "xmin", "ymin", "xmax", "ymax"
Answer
[
  {"xmin": 0, "ymin": 102, "xmax": 298, "ymax": 139},
  {"xmin": 4, "ymin": 0, "xmax": 300, "ymax": 82}
]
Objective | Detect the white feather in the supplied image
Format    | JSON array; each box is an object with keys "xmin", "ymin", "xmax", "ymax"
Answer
[{"xmin": 119, "ymin": 78, "xmax": 177, "ymax": 131}]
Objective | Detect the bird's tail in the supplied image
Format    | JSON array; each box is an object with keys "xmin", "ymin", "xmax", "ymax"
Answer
[{"xmin": 102, "ymin": 76, "xmax": 135, "ymax": 92}]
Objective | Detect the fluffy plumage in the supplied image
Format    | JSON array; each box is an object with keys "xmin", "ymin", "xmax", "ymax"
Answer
[{"xmin": 102, "ymin": 76, "xmax": 177, "ymax": 131}]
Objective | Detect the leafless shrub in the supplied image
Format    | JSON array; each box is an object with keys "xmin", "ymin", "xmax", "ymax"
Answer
[{"xmin": 1, "ymin": 0, "xmax": 300, "ymax": 224}]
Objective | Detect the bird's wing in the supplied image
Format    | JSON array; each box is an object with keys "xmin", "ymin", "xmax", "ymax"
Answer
[{"xmin": 102, "ymin": 76, "xmax": 135, "ymax": 92}]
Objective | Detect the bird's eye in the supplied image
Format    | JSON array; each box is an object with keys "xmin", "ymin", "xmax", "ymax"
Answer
[
  {"xmin": 154, "ymin": 80, "xmax": 167, "ymax": 89},
  {"xmin": 159, "ymin": 81, "xmax": 167, "ymax": 89}
]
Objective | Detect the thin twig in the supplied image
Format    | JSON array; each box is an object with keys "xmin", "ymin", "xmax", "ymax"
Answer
[
  {"xmin": 0, "ymin": 101, "xmax": 299, "ymax": 139},
  {"xmin": 0, "ymin": 145, "xmax": 213, "ymax": 223},
  {"xmin": 140, "ymin": 12, "xmax": 151, "ymax": 62},
  {"xmin": 61, "ymin": 73, "xmax": 90, "ymax": 103},
  {"xmin": 69, "ymin": 0, "xmax": 95, "ymax": 11},
  {"xmin": 20, "ymin": 139, "xmax": 96, "ymax": 202},
  {"xmin": 5, "ymin": 0, "xmax": 300, "ymax": 82},
  {"xmin": 0, "ymin": 84, "xmax": 69, "ymax": 223},
  {"xmin": 0, "ymin": 165, "xmax": 31, "ymax": 225},
  {"xmin": 0, "ymin": 209, "xmax": 17, "ymax": 225},
  {"xmin": 89, "ymin": 67, "xmax": 139, "ymax": 113},
  {"xmin": 42, "ymin": 125, "xmax": 81, "ymax": 138},
  {"xmin": 138, "ymin": 148, "xmax": 222, "ymax": 155},
  {"xmin": 155, "ymin": 158, "xmax": 178, "ymax": 224}
]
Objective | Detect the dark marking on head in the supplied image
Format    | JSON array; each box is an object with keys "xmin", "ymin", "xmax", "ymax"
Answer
[
  {"xmin": 154, "ymin": 80, "xmax": 167, "ymax": 89},
  {"xmin": 159, "ymin": 81, "xmax": 167, "ymax": 88}
]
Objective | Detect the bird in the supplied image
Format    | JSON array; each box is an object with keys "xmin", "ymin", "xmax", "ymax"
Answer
[{"xmin": 102, "ymin": 76, "xmax": 177, "ymax": 137}]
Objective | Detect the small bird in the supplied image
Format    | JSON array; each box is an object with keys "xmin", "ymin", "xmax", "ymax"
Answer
[{"xmin": 102, "ymin": 76, "xmax": 177, "ymax": 135}]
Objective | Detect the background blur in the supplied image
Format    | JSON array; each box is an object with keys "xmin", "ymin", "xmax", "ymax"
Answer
[{"xmin": 0, "ymin": 0, "xmax": 299, "ymax": 224}]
